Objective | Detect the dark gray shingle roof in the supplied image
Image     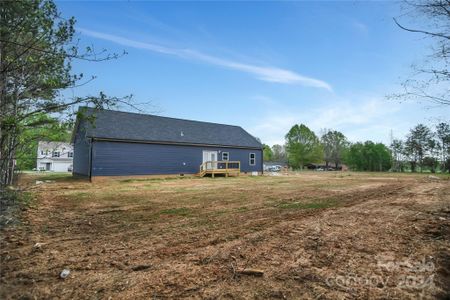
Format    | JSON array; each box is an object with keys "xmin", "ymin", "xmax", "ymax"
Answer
[{"xmin": 76, "ymin": 107, "xmax": 262, "ymax": 149}]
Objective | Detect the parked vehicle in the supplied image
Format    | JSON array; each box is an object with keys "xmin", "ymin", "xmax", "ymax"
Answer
[{"xmin": 267, "ymin": 165, "xmax": 282, "ymax": 172}]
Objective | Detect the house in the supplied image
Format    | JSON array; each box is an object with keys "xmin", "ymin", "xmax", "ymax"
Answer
[
  {"xmin": 72, "ymin": 107, "xmax": 263, "ymax": 180},
  {"xmin": 36, "ymin": 141, "xmax": 73, "ymax": 172}
]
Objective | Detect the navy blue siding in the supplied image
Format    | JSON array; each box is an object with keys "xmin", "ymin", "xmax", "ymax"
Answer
[
  {"xmin": 73, "ymin": 126, "xmax": 91, "ymax": 176},
  {"xmin": 91, "ymin": 140, "xmax": 262, "ymax": 176}
]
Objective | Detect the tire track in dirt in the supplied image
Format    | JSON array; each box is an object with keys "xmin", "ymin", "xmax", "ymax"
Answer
[{"xmin": 1, "ymin": 175, "xmax": 448, "ymax": 299}]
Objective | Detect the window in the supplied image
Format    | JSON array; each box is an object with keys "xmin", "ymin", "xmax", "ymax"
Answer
[
  {"xmin": 41, "ymin": 150, "xmax": 44, "ymax": 155},
  {"xmin": 249, "ymin": 153, "xmax": 256, "ymax": 166},
  {"xmin": 52, "ymin": 151, "xmax": 60, "ymax": 158},
  {"xmin": 68, "ymin": 152, "xmax": 74, "ymax": 158},
  {"xmin": 222, "ymin": 152, "xmax": 229, "ymax": 161}
]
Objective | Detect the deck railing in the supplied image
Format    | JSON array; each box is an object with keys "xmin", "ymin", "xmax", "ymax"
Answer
[{"xmin": 199, "ymin": 160, "xmax": 240, "ymax": 177}]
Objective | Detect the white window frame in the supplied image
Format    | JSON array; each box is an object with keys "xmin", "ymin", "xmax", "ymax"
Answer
[
  {"xmin": 68, "ymin": 152, "xmax": 74, "ymax": 158},
  {"xmin": 249, "ymin": 153, "xmax": 256, "ymax": 166},
  {"xmin": 52, "ymin": 151, "xmax": 60, "ymax": 158},
  {"xmin": 222, "ymin": 152, "xmax": 229, "ymax": 161}
]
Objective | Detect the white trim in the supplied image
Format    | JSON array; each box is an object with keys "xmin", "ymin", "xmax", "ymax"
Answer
[
  {"xmin": 222, "ymin": 152, "xmax": 229, "ymax": 161},
  {"xmin": 202, "ymin": 150, "xmax": 218, "ymax": 170},
  {"xmin": 249, "ymin": 153, "xmax": 256, "ymax": 166}
]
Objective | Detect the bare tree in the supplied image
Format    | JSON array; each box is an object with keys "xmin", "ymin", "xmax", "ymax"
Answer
[
  {"xmin": 436, "ymin": 122, "xmax": 450, "ymax": 172},
  {"xmin": 392, "ymin": 0, "xmax": 450, "ymax": 105},
  {"xmin": 271, "ymin": 144, "xmax": 287, "ymax": 162}
]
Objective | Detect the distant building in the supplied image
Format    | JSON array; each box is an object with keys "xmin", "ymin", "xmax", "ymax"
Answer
[{"xmin": 36, "ymin": 141, "xmax": 73, "ymax": 172}]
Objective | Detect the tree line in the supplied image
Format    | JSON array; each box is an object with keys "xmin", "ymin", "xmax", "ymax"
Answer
[
  {"xmin": 263, "ymin": 122, "xmax": 450, "ymax": 173},
  {"xmin": 391, "ymin": 123, "xmax": 450, "ymax": 173}
]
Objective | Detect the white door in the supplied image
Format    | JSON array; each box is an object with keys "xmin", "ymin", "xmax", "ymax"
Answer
[{"xmin": 202, "ymin": 151, "xmax": 218, "ymax": 170}]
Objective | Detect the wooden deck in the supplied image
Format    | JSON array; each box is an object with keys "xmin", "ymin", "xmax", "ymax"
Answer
[{"xmin": 199, "ymin": 161, "xmax": 240, "ymax": 177}]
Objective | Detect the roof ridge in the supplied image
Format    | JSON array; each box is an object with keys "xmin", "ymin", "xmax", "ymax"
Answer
[{"xmin": 80, "ymin": 106, "xmax": 243, "ymax": 128}]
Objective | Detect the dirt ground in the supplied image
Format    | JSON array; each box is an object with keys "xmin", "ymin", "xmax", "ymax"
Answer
[{"xmin": 0, "ymin": 172, "xmax": 449, "ymax": 299}]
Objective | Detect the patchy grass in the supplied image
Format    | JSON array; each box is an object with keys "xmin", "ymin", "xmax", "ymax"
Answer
[
  {"xmin": 68, "ymin": 191, "xmax": 90, "ymax": 200},
  {"xmin": 32, "ymin": 172, "xmax": 74, "ymax": 181},
  {"xmin": 159, "ymin": 207, "xmax": 192, "ymax": 216},
  {"xmin": 17, "ymin": 192, "xmax": 35, "ymax": 207},
  {"xmin": 2, "ymin": 171, "xmax": 449, "ymax": 299},
  {"xmin": 119, "ymin": 176, "xmax": 198, "ymax": 183},
  {"xmin": 236, "ymin": 206, "xmax": 249, "ymax": 212},
  {"xmin": 0, "ymin": 190, "xmax": 36, "ymax": 229},
  {"xmin": 277, "ymin": 200, "xmax": 337, "ymax": 210}
]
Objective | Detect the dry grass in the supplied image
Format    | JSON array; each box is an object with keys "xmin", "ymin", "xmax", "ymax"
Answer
[{"xmin": 0, "ymin": 172, "xmax": 449, "ymax": 299}]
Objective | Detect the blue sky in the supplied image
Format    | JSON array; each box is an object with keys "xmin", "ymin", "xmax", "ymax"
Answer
[{"xmin": 58, "ymin": 1, "xmax": 449, "ymax": 146}]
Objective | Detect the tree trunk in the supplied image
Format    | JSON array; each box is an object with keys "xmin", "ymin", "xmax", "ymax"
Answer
[{"xmin": 0, "ymin": 16, "xmax": 6, "ymax": 187}]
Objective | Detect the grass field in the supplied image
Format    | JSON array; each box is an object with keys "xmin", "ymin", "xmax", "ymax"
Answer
[{"xmin": 1, "ymin": 172, "xmax": 449, "ymax": 299}]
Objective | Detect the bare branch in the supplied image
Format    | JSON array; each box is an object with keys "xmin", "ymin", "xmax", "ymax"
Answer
[
  {"xmin": 0, "ymin": 39, "xmax": 126, "ymax": 65},
  {"xmin": 393, "ymin": 17, "xmax": 450, "ymax": 40}
]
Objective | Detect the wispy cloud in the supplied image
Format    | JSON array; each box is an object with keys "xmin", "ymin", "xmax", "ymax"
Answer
[
  {"xmin": 352, "ymin": 21, "xmax": 369, "ymax": 35},
  {"xmin": 79, "ymin": 28, "xmax": 332, "ymax": 91},
  {"xmin": 249, "ymin": 96, "xmax": 403, "ymax": 146}
]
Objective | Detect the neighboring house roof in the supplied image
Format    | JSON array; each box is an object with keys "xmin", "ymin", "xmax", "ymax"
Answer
[{"xmin": 74, "ymin": 107, "xmax": 262, "ymax": 149}]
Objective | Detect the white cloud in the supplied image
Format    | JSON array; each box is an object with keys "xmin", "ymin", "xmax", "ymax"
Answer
[
  {"xmin": 248, "ymin": 96, "xmax": 403, "ymax": 146},
  {"xmin": 79, "ymin": 28, "xmax": 332, "ymax": 91},
  {"xmin": 251, "ymin": 114, "xmax": 298, "ymax": 145},
  {"xmin": 308, "ymin": 98, "xmax": 398, "ymax": 129},
  {"xmin": 352, "ymin": 21, "xmax": 369, "ymax": 35}
]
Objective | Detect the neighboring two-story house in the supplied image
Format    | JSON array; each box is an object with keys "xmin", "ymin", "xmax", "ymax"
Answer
[{"xmin": 36, "ymin": 141, "xmax": 73, "ymax": 172}]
